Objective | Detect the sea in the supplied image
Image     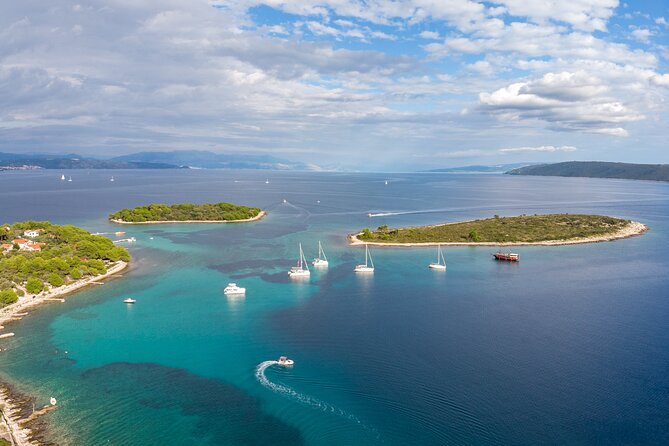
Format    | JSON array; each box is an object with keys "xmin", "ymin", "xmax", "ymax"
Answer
[{"xmin": 0, "ymin": 169, "xmax": 668, "ymax": 445}]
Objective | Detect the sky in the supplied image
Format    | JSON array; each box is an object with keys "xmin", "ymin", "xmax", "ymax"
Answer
[{"xmin": 1, "ymin": 0, "xmax": 668, "ymax": 170}]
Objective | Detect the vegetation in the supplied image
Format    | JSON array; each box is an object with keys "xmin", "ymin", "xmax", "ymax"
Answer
[
  {"xmin": 0, "ymin": 221, "xmax": 130, "ymax": 307},
  {"xmin": 507, "ymin": 161, "xmax": 669, "ymax": 182},
  {"xmin": 109, "ymin": 202, "xmax": 262, "ymax": 223},
  {"xmin": 357, "ymin": 214, "xmax": 632, "ymax": 244}
]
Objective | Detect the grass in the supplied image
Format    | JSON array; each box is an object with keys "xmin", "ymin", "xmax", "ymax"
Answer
[{"xmin": 357, "ymin": 214, "xmax": 631, "ymax": 244}]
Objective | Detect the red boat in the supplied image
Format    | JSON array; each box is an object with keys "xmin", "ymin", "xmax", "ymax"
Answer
[{"xmin": 493, "ymin": 252, "xmax": 519, "ymax": 262}]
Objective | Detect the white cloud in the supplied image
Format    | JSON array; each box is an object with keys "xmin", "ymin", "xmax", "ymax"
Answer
[
  {"xmin": 479, "ymin": 71, "xmax": 644, "ymax": 135},
  {"xmin": 650, "ymin": 74, "xmax": 669, "ymax": 87},
  {"xmin": 630, "ymin": 28, "xmax": 652, "ymax": 44},
  {"xmin": 419, "ymin": 30, "xmax": 440, "ymax": 40},
  {"xmin": 656, "ymin": 17, "xmax": 668, "ymax": 26},
  {"xmin": 499, "ymin": 145, "xmax": 577, "ymax": 153}
]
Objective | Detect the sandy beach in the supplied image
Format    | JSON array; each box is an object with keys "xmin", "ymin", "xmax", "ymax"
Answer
[
  {"xmin": 348, "ymin": 221, "xmax": 648, "ymax": 247},
  {"xmin": 0, "ymin": 260, "xmax": 128, "ymax": 445},
  {"xmin": 110, "ymin": 210, "xmax": 267, "ymax": 225}
]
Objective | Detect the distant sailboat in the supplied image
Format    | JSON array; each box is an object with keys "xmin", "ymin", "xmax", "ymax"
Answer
[
  {"xmin": 429, "ymin": 244, "xmax": 447, "ymax": 270},
  {"xmin": 60, "ymin": 174, "xmax": 65, "ymax": 181},
  {"xmin": 110, "ymin": 176, "xmax": 114, "ymax": 182},
  {"xmin": 67, "ymin": 176, "xmax": 72, "ymax": 182},
  {"xmin": 385, "ymin": 180, "xmax": 388, "ymax": 185},
  {"xmin": 312, "ymin": 241, "xmax": 328, "ymax": 267},
  {"xmin": 288, "ymin": 243, "xmax": 310, "ymax": 278},
  {"xmin": 354, "ymin": 244, "xmax": 374, "ymax": 273},
  {"xmin": 265, "ymin": 179, "xmax": 270, "ymax": 184}
]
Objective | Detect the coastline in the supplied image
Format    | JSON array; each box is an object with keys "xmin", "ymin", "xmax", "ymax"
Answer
[
  {"xmin": 348, "ymin": 221, "xmax": 648, "ymax": 247},
  {"xmin": 0, "ymin": 261, "xmax": 128, "ymax": 445},
  {"xmin": 109, "ymin": 210, "xmax": 266, "ymax": 225}
]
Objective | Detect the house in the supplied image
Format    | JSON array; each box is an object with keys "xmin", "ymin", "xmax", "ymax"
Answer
[
  {"xmin": 11, "ymin": 239, "xmax": 45, "ymax": 251},
  {"xmin": 1, "ymin": 243, "xmax": 12, "ymax": 253},
  {"xmin": 23, "ymin": 230, "xmax": 41, "ymax": 238}
]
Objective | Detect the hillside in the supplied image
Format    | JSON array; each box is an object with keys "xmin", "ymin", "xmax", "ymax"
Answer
[
  {"xmin": 0, "ymin": 152, "xmax": 178, "ymax": 170},
  {"xmin": 506, "ymin": 161, "xmax": 669, "ymax": 182},
  {"xmin": 111, "ymin": 150, "xmax": 317, "ymax": 170}
]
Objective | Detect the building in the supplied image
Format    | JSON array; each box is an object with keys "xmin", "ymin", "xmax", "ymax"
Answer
[{"xmin": 23, "ymin": 230, "xmax": 41, "ymax": 238}]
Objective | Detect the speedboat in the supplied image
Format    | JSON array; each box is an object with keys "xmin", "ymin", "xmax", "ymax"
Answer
[
  {"xmin": 224, "ymin": 283, "xmax": 246, "ymax": 295},
  {"xmin": 123, "ymin": 298, "xmax": 136, "ymax": 304},
  {"xmin": 277, "ymin": 356, "xmax": 294, "ymax": 366}
]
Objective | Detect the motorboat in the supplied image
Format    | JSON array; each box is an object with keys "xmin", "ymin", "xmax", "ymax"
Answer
[
  {"xmin": 224, "ymin": 283, "xmax": 246, "ymax": 295},
  {"xmin": 354, "ymin": 244, "xmax": 374, "ymax": 273},
  {"xmin": 123, "ymin": 298, "xmax": 136, "ymax": 304},
  {"xmin": 277, "ymin": 356, "xmax": 294, "ymax": 366},
  {"xmin": 312, "ymin": 241, "xmax": 328, "ymax": 267}
]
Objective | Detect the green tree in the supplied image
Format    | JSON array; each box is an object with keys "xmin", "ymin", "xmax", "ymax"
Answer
[
  {"xmin": 48, "ymin": 273, "xmax": 65, "ymax": 287},
  {"xmin": 26, "ymin": 277, "xmax": 44, "ymax": 294},
  {"xmin": 361, "ymin": 228, "xmax": 372, "ymax": 239},
  {"xmin": 468, "ymin": 230, "xmax": 481, "ymax": 242},
  {"xmin": 0, "ymin": 289, "xmax": 18, "ymax": 306},
  {"xmin": 70, "ymin": 268, "xmax": 82, "ymax": 280}
]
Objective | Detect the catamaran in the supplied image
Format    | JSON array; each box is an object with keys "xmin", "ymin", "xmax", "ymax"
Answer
[
  {"xmin": 354, "ymin": 244, "xmax": 374, "ymax": 273},
  {"xmin": 288, "ymin": 243, "xmax": 310, "ymax": 277},
  {"xmin": 429, "ymin": 244, "xmax": 447, "ymax": 270},
  {"xmin": 312, "ymin": 241, "xmax": 328, "ymax": 267}
]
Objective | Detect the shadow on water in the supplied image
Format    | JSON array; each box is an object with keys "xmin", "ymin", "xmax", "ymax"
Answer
[{"xmin": 80, "ymin": 362, "xmax": 305, "ymax": 446}]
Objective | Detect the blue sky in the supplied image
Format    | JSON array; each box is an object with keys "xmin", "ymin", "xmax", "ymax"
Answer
[{"xmin": 1, "ymin": 1, "xmax": 668, "ymax": 170}]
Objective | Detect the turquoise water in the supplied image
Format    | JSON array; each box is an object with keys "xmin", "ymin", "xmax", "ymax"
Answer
[{"xmin": 1, "ymin": 170, "xmax": 669, "ymax": 445}]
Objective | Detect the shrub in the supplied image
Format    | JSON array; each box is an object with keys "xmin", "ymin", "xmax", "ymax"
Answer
[
  {"xmin": 26, "ymin": 277, "xmax": 44, "ymax": 294},
  {"xmin": 48, "ymin": 273, "xmax": 65, "ymax": 287},
  {"xmin": 0, "ymin": 289, "xmax": 18, "ymax": 306}
]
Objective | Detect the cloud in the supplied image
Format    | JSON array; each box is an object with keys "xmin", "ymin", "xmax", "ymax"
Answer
[
  {"xmin": 499, "ymin": 145, "xmax": 577, "ymax": 153},
  {"xmin": 650, "ymin": 74, "xmax": 669, "ymax": 87},
  {"xmin": 479, "ymin": 71, "xmax": 644, "ymax": 136},
  {"xmin": 630, "ymin": 28, "xmax": 652, "ymax": 44}
]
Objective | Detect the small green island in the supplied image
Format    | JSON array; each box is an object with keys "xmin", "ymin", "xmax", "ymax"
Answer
[
  {"xmin": 352, "ymin": 214, "xmax": 647, "ymax": 246},
  {"xmin": 109, "ymin": 202, "xmax": 264, "ymax": 224},
  {"xmin": 0, "ymin": 222, "xmax": 130, "ymax": 308}
]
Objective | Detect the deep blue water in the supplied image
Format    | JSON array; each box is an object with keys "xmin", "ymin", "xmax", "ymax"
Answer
[{"xmin": 0, "ymin": 169, "xmax": 668, "ymax": 445}]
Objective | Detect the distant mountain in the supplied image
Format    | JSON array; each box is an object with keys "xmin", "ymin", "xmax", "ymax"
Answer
[
  {"xmin": 111, "ymin": 150, "xmax": 317, "ymax": 170},
  {"xmin": 506, "ymin": 161, "xmax": 669, "ymax": 182},
  {"xmin": 0, "ymin": 152, "xmax": 178, "ymax": 169},
  {"xmin": 425, "ymin": 163, "xmax": 536, "ymax": 173}
]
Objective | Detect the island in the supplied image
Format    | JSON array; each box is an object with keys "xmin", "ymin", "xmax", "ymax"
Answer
[
  {"xmin": 350, "ymin": 214, "xmax": 647, "ymax": 246},
  {"xmin": 506, "ymin": 161, "xmax": 669, "ymax": 182},
  {"xmin": 109, "ymin": 202, "xmax": 265, "ymax": 224}
]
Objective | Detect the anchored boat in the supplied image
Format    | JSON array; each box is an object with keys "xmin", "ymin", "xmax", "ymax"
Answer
[
  {"xmin": 312, "ymin": 241, "xmax": 328, "ymax": 267},
  {"xmin": 354, "ymin": 244, "xmax": 374, "ymax": 273},
  {"xmin": 288, "ymin": 243, "xmax": 310, "ymax": 278},
  {"xmin": 493, "ymin": 251, "xmax": 519, "ymax": 262},
  {"xmin": 429, "ymin": 244, "xmax": 447, "ymax": 270}
]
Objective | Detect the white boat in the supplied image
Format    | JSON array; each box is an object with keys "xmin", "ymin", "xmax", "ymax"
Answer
[
  {"xmin": 312, "ymin": 241, "xmax": 328, "ymax": 267},
  {"xmin": 265, "ymin": 179, "xmax": 270, "ymax": 184},
  {"xmin": 50, "ymin": 397, "xmax": 57, "ymax": 406},
  {"xmin": 288, "ymin": 243, "xmax": 310, "ymax": 277},
  {"xmin": 385, "ymin": 180, "xmax": 388, "ymax": 185},
  {"xmin": 123, "ymin": 298, "xmax": 136, "ymax": 304},
  {"xmin": 110, "ymin": 176, "xmax": 114, "ymax": 182},
  {"xmin": 223, "ymin": 283, "xmax": 246, "ymax": 295},
  {"xmin": 277, "ymin": 356, "xmax": 294, "ymax": 366},
  {"xmin": 354, "ymin": 244, "xmax": 374, "ymax": 273},
  {"xmin": 429, "ymin": 244, "xmax": 447, "ymax": 270},
  {"xmin": 60, "ymin": 174, "xmax": 65, "ymax": 181},
  {"xmin": 67, "ymin": 176, "xmax": 72, "ymax": 182}
]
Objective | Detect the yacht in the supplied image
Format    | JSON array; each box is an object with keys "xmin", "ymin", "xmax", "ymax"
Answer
[
  {"xmin": 354, "ymin": 244, "xmax": 374, "ymax": 273},
  {"xmin": 60, "ymin": 174, "xmax": 65, "ymax": 181},
  {"xmin": 50, "ymin": 397, "xmax": 57, "ymax": 406},
  {"xmin": 288, "ymin": 243, "xmax": 310, "ymax": 277},
  {"xmin": 312, "ymin": 241, "xmax": 328, "ymax": 267},
  {"xmin": 429, "ymin": 244, "xmax": 447, "ymax": 270},
  {"xmin": 277, "ymin": 356, "xmax": 294, "ymax": 366},
  {"xmin": 123, "ymin": 298, "xmax": 136, "ymax": 304},
  {"xmin": 224, "ymin": 283, "xmax": 246, "ymax": 295}
]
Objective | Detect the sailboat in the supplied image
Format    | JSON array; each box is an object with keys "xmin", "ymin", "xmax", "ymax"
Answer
[
  {"xmin": 110, "ymin": 176, "xmax": 114, "ymax": 182},
  {"xmin": 67, "ymin": 176, "xmax": 72, "ymax": 182},
  {"xmin": 265, "ymin": 179, "xmax": 270, "ymax": 184},
  {"xmin": 429, "ymin": 244, "xmax": 447, "ymax": 270},
  {"xmin": 312, "ymin": 241, "xmax": 328, "ymax": 267},
  {"xmin": 60, "ymin": 174, "xmax": 65, "ymax": 181},
  {"xmin": 288, "ymin": 243, "xmax": 310, "ymax": 278},
  {"xmin": 354, "ymin": 244, "xmax": 374, "ymax": 273}
]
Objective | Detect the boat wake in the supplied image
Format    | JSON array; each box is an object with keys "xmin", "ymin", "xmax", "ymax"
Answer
[{"xmin": 255, "ymin": 361, "xmax": 364, "ymax": 426}]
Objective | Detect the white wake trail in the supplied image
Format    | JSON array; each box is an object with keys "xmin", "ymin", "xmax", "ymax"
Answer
[{"xmin": 255, "ymin": 361, "xmax": 363, "ymax": 425}]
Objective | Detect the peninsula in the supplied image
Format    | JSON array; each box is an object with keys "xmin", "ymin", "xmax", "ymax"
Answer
[
  {"xmin": 350, "ymin": 214, "xmax": 647, "ymax": 246},
  {"xmin": 506, "ymin": 161, "xmax": 669, "ymax": 182},
  {"xmin": 109, "ymin": 202, "xmax": 264, "ymax": 224},
  {"xmin": 0, "ymin": 222, "xmax": 130, "ymax": 445}
]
